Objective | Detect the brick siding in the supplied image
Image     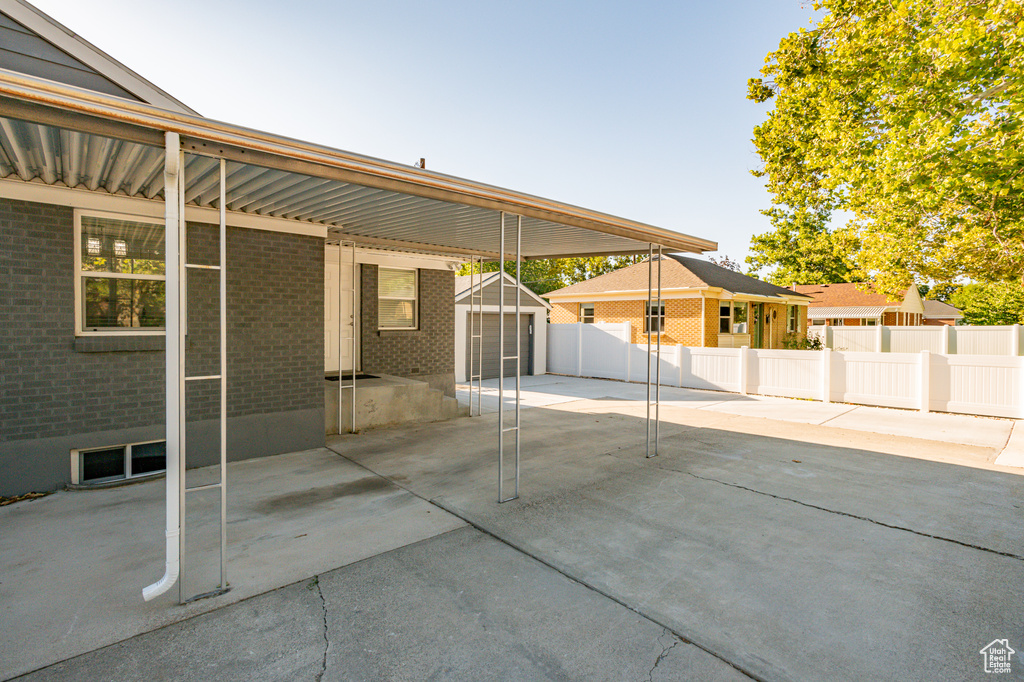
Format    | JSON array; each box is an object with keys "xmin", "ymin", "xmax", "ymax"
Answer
[
  {"xmin": 360, "ymin": 264, "xmax": 455, "ymax": 395},
  {"xmin": 549, "ymin": 296, "xmax": 809, "ymax": 349},
  {"xmin": 0, "ymin": 197, "xmax": 322, "ymax": 447}
]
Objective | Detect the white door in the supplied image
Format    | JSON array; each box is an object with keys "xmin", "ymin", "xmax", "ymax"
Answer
[{"xmin": 325, "ymin": 245, "xmax": 358, "ymax": 372}]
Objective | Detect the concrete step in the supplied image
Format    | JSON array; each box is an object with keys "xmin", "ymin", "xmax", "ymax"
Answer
[{"xmin": 326, "ymin": 374, "xmax": 469, "ymax": 434}]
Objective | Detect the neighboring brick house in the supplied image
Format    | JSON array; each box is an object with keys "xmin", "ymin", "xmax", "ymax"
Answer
[
  {"xmin": 794, "ymin": 283, "xmax": 926, "ymax": 326},
  {"xmin": 544, "ymin": 256, "xmax": 811, "ymax": 349},
  {"xmin": 922, "ymin": 299, "xmax": 964, "ymax": 326}
]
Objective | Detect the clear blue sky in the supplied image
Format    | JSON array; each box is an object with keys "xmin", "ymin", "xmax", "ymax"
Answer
[{"xmin": 34, "ymin": 0, "xmax": 816, "ymax": 265}]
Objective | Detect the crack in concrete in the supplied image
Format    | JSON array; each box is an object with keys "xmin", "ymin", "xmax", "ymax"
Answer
[
  {"xmin": 310, "ymin": 576, "xmax": 329, "ymax": 682},
  {"xmin": 675, "ymin": 469, "xmax": 1024, "ymax": 562},
  {"xmin": 647, "ymin": 629, "xmax": 680, "ymax": 682},
  {"xmin": 329, "ymin": 450, "xmax": 763, "ymax": 681}
]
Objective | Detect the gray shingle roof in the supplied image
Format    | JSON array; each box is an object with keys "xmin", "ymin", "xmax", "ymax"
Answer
[{"xmin": 543, "ymin": 255, "xmax": 810, "ymax": 299}]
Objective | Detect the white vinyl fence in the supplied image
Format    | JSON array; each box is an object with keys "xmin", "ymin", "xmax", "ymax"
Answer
[
  {"xmin": 808, "ymin": 324, "xmax": 1022, "ymax": 355},
  {"xmin": 549, "ymin": 322, "xmax": 1024, "ymax": 419}
]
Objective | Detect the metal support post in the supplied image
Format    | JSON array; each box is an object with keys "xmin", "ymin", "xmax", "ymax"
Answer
[
  {"xmin": 468, "ymin": 255, "xmax": 484, "ymax": 417},
  {"xmin": 646, "ymin": 244, "xmax": 662, "ymax": 458},
  {"xmin": 178, "ymin": 153, "xmax": 230, "ymax": 603},
  {"xmin": 498, "ymin": 212, "xmax": 521, "ymax": 503},
  {"xmin": 337, "ymin": 240, "xmax": 357, "ymax": 432}
]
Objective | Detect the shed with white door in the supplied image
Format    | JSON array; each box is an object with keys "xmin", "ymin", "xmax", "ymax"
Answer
[{"xmin": 455, "ymin": 271, "xmax": 549, "ymax": 382}]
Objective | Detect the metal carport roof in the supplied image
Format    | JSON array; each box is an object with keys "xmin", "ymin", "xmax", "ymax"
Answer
[{"xmin": 0, "ymin": 68, "xmax": 717, "ymax": 259}]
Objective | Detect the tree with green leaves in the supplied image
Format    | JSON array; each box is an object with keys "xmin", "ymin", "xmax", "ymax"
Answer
[
  {"xmin": 748, "ymin": 0, "xmax": 1024, "ymax": 296},
  {"xmin": 949, "ymin": 281, "xmax": 1024, "ymax": 324},
  {"xmin": 746, "ymin": 207, "xmax": 863, "ymax": 285}
]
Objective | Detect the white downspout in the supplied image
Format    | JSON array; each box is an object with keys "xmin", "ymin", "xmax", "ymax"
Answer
[{"xmin": 144, "ymin": 132, "xmax": 181, "ymax": 601}]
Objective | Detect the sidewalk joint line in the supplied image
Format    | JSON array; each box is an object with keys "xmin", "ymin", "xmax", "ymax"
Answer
[{"xmin": 678, "ymin": 470, "xmax": 1024, "ymax": 562}]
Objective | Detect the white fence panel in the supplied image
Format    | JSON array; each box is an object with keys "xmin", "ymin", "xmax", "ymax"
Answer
[
  {"xmin": 627, "ymin": 343, "xmax": 679, "ymax": 385},
  {"xmin": 580, "ymin": 323, "xmax": 630, "ymax": 380},
  {"xmin": 939, "ymin": 355, "xmax": 1023, "ymax": 418},
  {"xmin": 889, "ymin": 326, "xmax": 946, "ymax": 354},
  {"xmin": 547, "ymin": 323, "xmax": 581, "ymax": 376},
  {"xmin": 831, "ymin": 328, "xmax": 879, "ymax": 352},
  {"xmin": 546, "ymin": 323, "xmax": 1024, "ymax": 419},
  {"xmin": 678, "ymin": 347, "xmax": 741, "ymax": 392},
  {"xmin": 751, "ymin": 349, "xmax": 822, "ymax": 399},
  {"xmin": 955, "ymin": 326, "xmax": 1019, "ymax": 356},
  {"xmin": 834, "ymin": 351, "xmax": 919, "ymax": 409}
]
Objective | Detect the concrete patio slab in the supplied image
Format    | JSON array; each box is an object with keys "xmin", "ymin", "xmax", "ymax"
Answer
[
  {"xmin": 459, "ymin": 375, "xmax": 1018, "ymax": 452},
  {"xmin": 995, "ymin": 422, "xmax": 1024, "ymax": 468},
  {"xmin": 699, "ymin": 393, "xmax": 860, "ymax": 424},
  {"xmin": 0, "ymin": 448, "xmax": 464, "ymax": 680},
  {"xmin": 6, "ymin": 375, "xmax": 1022, "ymax": 680},
  {"xmin": 330, "ymin": 398, "xmax": 1024, "ymax": 681},
  {"xmin": 21, "ymin": 528, "xmax": 749, "ymax": 682},
  {"xmin": 824, "ymin": 404, "xmax": 1015, "ymax": 450}
]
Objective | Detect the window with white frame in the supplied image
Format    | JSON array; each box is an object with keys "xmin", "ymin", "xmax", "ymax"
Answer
[
  {"xmin": 645, "ymin": 301, "xmax": 665, "ymax": 333},
  {"xmin": 378, "ymin": 267, "xmax": 418, "ymax": 329},
  {"xmin": 811, "ymin": 319, "xmax": 825, "ymax": 326},
  {"xmin": 787, "ymin": 305, "xmax": 798, "ymax": 333},
  {"xmin": 579, "ymin": 303, "xmax": 594, "ymax": 323},
  {"xmin": 719, "ymin": 301, "xmax": 749, "ymax": 334},
  {"xmin": 861, "ymin": 318, "xmax": 878, "ymax": 326},
  {"xmin": 75, "ymin": 440, "xmax": 166, "ymax": 485},
  {"xmin": 77, "ymin": 212, "xmax": 165, "ymax": 333}
]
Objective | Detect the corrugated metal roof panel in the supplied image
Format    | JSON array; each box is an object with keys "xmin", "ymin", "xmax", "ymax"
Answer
[{"xmin": 0, "ymin": 104, "xmax": 715, "ymax": 259}]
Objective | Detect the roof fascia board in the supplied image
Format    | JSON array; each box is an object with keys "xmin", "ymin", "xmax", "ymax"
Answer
[
  {"xmin": 0, "ymin": 95, "xmax": 163, "ymax": 146},
  {"xmin": 0, "ymin": 70, "xmax": 716, "ymax": 255},
  {"xmin": 1, "ymin": 0, "xmax": 197, "ymax": 114}
]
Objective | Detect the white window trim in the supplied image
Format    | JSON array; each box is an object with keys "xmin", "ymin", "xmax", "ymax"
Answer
[
  {"xmin": 579, "ymin": 302, "xmax": 595, "ymax": 324},
  {"xmin": 74, "ymin": 208, "xmax": 166, "ymax": 337},
  {"xmin": 70, "ymin": 439, "xmax": 167, "ymax": 485},
  {"xmin": 719, "ymin": 301, "xmax": 750, "ymax": 335},
  {"xmin": 644, "ymin": 301, "xmax": 666, "ymax": 334},
  {"xmin": 378, "ymin": 266, "xmax": 418, "ymax": 331}
]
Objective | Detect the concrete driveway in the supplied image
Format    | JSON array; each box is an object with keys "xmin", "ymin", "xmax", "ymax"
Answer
[{"xmin": 5, "ymin": 375, "xmax": 1023, "ymax": 680}]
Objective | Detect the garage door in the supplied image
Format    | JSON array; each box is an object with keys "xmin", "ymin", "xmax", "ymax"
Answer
[{"xmin": 466, "ymin": 313, "xmax": 533, "ymax": 380}]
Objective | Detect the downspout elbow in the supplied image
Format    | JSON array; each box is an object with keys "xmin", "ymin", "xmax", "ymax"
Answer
[{"xmin": 143, "ymin": 528, "xmax": 180, "ymax": 601}]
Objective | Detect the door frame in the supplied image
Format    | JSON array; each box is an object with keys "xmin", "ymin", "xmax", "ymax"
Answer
[{"xmin": 325, "ymin": 244, "xmax": 361, "ymax": 373}]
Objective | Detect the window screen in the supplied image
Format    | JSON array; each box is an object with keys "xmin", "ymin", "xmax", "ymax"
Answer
[{"xmin": 378, "ymin": 268, "xmax": 417, "ymax": 329}]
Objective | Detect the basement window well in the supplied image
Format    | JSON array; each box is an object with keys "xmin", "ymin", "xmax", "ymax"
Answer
[{"xmin": 72, "ymin": 441, "xmax": 167, "ymax": 486}]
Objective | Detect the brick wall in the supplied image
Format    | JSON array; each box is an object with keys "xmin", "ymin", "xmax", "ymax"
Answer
[
  {"xmin": 0, "ymin": 200, "xmax": 162, "ymax": 441},
  {"xmin": 550, "ymin": 297, "xmax": 718, "ymax": 346},
  {"xmin": 0, "ymin": 197, "xmax": 323, "ymax": 494},
  {"xmin": 549, "ymin": 302, "xmax": 577, "ymax": 324},
  {"xmin": 703, "ymin": 297, "xmax": 719, "ymax": 347},
  {"xmin": 360, "ymin": 264, "xmax": 455, "ymax": 396}
]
